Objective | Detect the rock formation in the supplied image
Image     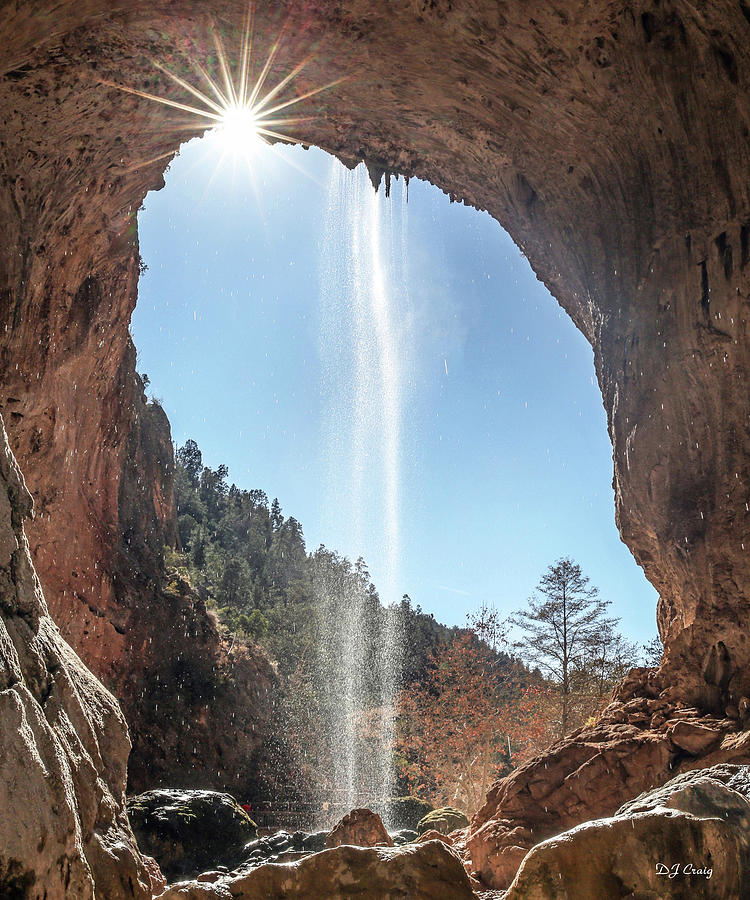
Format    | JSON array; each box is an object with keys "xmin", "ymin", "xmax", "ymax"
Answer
[
  {"xmin": 416, "ymin": 807, "xmax": 470, "ymax": 836},
  {"xmin": 504, "ymin": 764, "xmax": 750, "ymax": 898},
  {"xmin": 0, "ymin": 415, "xmax": 155, "ymax": 899},
  {"xmin": 325, "ymin": 809, "xmax": 394, "ymax": 849},
  {"xmin": 463, "ymin": 672, "xmax": 750, "ymax": 887},
  {"xmin": 157, "ymin": 841, "xmax": 475, "ymax": 900},
  {"xmin": 3, "ymin": 0, "xmax": 750, "ymax": 892},
  {"xmin": 128, "ymin": 789, "xmax": 258, "ymax": 882}
]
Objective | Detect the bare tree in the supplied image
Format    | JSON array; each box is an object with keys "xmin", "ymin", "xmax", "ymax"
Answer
[
  {"xmin": 510, "ymin": 557, "xmax": 617, "ymax": 735},
  {"xmin": 585, "ymin": 626, "xmax": 640, "ymax": 700},
  {"xmin": 467, "ymin": 602, "xmax": 507, "ymax": 652}
]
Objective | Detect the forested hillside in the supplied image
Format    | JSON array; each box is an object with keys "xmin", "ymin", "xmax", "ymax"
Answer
[{"xmin": 170, "ymin": 439, "xmax": 459, "ymax": 682}]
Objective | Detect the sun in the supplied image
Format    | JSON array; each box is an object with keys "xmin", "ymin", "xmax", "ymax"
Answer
[
  {"xmin": 101, "ymin": 4, "xmax": 344, "ymax": 164},
  {"xmin": 216, "ymin": 104, "xmax": 262, "ymax": 152}
]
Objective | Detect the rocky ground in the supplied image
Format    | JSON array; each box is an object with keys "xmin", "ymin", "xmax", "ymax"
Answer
[{"xmin": 128, "ymin": 774, "xmax": 750, "ymax": 898}]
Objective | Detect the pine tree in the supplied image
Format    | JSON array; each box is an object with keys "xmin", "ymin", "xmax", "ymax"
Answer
[{"xmin": 510, "ymin": 557, "xmax": 617, "ymax": 734}]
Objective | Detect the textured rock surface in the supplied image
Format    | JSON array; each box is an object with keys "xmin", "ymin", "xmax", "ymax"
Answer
[
  {"xmin": 0, "ymin": 66, "xmax": 275, "ymax": 792},
  {"xmin": 157, "ymin": 841, "xmax": 475, "ymax": 900},
  {"xmin": 464, "ymin": 683, "xmax": 750, "ymax": 887},
  {"xmin": 123, "ymin": 568, "xmax": 277, "ymax": 799},
  {"xmin": 415, "ymin": 830, "xmax": 454, "ymax": 846},
  {"xmin": 325, "ymin": 808, "xmax": 394, "ymax": 849},
  {"xmin": 3, "ymin": 0, "xmax": 750, "ymax": 890},
  {"xmin": 416, "ymin": 806, "xmax": 470, "ymax": 836},
  {"xmin": 504, "ymin": 764, "xmax": 750, "ymax": 899},
  {"xmin": 0, "ymin": 415, "xmax": 152, "ymax": 899},
  {"xmin": 128, "ymin": 789, "xmax": 258, "ymax": 881}
]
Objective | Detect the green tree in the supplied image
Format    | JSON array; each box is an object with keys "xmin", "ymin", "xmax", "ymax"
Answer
[
  {"xmin": 510, "ymin": 557, "xmax": 617, "ymax": 735},
  {"xmin": 176, "ymin": 439, "xmax": 203, "ymax": 487},
  {"xmin": 217, "ymin": 557, "xmax": 252, "ymax": 610},
  {"xmin": 270, "ymin": 497, "xmax": 284, "ymax": 531},
  {"xmin": 642, "ymin": 635, "xmax": 663, "ymax": 667}
]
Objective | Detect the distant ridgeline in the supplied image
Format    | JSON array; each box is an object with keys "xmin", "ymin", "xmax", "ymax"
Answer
[{"xmin": 166, "ymin": 439, "xmax": 536, "ymax": 806}]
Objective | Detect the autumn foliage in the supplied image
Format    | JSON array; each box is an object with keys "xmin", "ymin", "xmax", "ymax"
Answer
[{"xmin": 395, "ymin": 630, "xmax": 555, "ymax": 815}]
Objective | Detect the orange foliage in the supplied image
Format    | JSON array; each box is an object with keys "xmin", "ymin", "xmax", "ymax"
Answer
[{"xmin": 396, "ymin": 631, "xmax": 554, "ymax": 815}]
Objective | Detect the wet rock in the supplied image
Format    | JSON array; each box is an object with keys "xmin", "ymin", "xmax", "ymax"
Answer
[
  {"xmin": 158, "ymin": 840, "xmax": 475, "ymax": 899},
  {"xmin": 391, "ymin": 828, "xmax": 418, "ymax": 845},
  {"xmin": 144, "ymin": 855, "xmax": 168, "ymax": 895},
  {"xmin": 128, "ymin": 789, "xmax": 257, "ymax": 880},
  {"xmin": 375, "ymin": 796, "xmax": 434, "ymax": 831},
  {"xmin": 325, "ymin": 808, "xmax": 394, "ymax": 848},
  {"xmin": 266, "ymin": 830, "xmax": 293, "ymax": 851},
  {"xmin": 301, "ymin": 831, "xmax": 328, "ymax": 852},
  {"xmin": 416, "ymin": 806, "xmax": 470, "ymax": 836},
  {"xmin": 504, "ymin": 765, "xmax": 750, "ymax": 899},
  {"xmin": 196, "ymin": 871, "xmax": 224, "ymax": 883}
]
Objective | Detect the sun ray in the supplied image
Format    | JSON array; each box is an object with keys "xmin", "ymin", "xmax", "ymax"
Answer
[
  {"xmin": 237, "ymin": 3, "xmax": 255, "ymax": 107},
  {"xmin": 251, "ymin": 57, "xmax": 309, "ymax": 115},
  {"xmin": 255, "ymin": 127, "xmax": 303, "ymax": 143},
  {"xmin": 102, "ymin": 4, "xmax": 348, "ymax": 174},
  {"xmin": 99, "ymin": 79, "xmax": 223, "ymax": 122},
  {"xmin": 246, "ymin": 36, "xmax": 282, "ymax": 110},
  {"xmin": 151, "ymin": 59, "xmax": 226, "ymax": 116},
  {"xmin": 113, "ymin": 149, "xmax": 183, "ymax": 175},
  {"xmin": 189, "ymin": 57, "xmax": 231, "ymax": 110},
  {"xmin": 212, "ymin": 22, "xmax": 239, "ymax": 107},
  {"xmin": 255, "ymin": 77, "xmax": 346, "ymax": 120}
]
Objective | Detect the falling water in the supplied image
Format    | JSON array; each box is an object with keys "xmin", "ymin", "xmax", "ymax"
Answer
[{"xmin": 318, "ymin": 162, "xmax": 408, "ymax": 823}]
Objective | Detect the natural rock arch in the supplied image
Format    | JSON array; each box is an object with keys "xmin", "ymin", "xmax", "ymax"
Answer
[{"xmin": 2, "ymin": 0, "xmax": 750, "ymax": 891}]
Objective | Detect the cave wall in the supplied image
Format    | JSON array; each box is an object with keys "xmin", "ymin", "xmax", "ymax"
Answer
[
  {"xmin": 2, "ymin": 0, "xmax": 750, "ymax": 888},
  {"xmin": 0, "ymin": 414, "xmax": 156, "ymax": 899}
]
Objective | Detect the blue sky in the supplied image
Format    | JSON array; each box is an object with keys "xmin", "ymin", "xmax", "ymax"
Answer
[{"xmin": 132, "ymin": 133, "xmax": 659, "ymax": 647}]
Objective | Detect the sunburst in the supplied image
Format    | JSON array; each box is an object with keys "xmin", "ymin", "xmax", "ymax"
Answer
[{"xmin": 102, "ymin": 5, "xmax": 344, "ymax": 167}]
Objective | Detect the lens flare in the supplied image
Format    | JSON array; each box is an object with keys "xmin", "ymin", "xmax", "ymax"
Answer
[{"xmin": 101, "ymin": 4, "xmax": 344, "ymax": 164}]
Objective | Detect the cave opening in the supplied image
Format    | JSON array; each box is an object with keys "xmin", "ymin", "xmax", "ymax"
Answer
[{"xmin": 128, "ymin": 127, "xmax": 658, "ymax": 820}]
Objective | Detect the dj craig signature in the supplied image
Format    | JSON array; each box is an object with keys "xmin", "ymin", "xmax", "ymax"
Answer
[{"xmin": 656, "ymin": 863, "xmax": 713, "ymax": 879}]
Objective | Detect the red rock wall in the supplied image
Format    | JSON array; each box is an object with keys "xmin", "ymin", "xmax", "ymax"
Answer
[{"xmin": 0, "ymin": 414, "xmax": 156, "ymax": 899}]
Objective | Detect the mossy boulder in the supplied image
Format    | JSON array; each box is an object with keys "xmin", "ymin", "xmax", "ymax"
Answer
[
  {"xmin": 416, "ymin": 806, "xmax": 469, "ymax": 836},
  {"xmin": 375, "ymin": 797, "xmax": 435, "ymax": 831},
  {"xmin": 128, "ymin": 789, "xmax": 257, "ymax": 880}
]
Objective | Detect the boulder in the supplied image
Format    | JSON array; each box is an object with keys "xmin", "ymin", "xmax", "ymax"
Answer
[
  {"xmin": 391, "ymin": 828, "xmax": 419, "ymax": 845},
  {"xmin": 374, "ymin": 796, "xmax": 434, "ymax": 831},
  {"xmin": 465, "ymin": 712, "xmax": 677, "ymax": 887},
  {"xmin": 301, "ymin": 831, "xmax": 328, "ymax": 853},
  {"xmin": 416, "ymin": 806, "xmax": 470, "ymax": 836},
  {"xmin": 128, "ymin": 789, "xmax": 258, "ymax": 880},
  {"xmin": 156, "ymin": 840, "xmax": 475, "ymax": 899},
  {"xmin": 415, "ymin": 829, "xmax": 453, "ymax": 846},
  {"xmin": 325, "ymin": 808, "xmax": 394, "ymax": 848},
  {"xmin": 504, "ymin": 765, "xmax": 750, "ymax": 898}
]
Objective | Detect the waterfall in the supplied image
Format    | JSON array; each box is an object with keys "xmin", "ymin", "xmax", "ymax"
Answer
[{"xmin": 317, "ymin": 162, "xmax": 408, "ymax": 824}]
